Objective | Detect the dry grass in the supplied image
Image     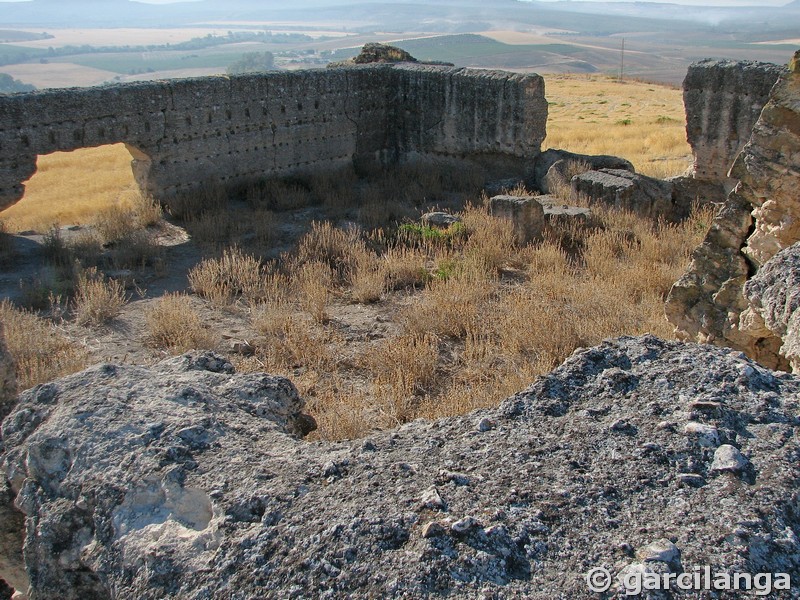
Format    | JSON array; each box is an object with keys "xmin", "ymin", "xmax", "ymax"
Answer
[
  {"xmin": 296, "ymin": 200, "xmax": 713, "ymax": 438},
  {"xmin": 188, "ymin": 246, "xmax": 265, "ymax": 306},
  {"xmin": 0, "ymin": 144, "xmax": 138, "ymax": 232},
  {"xmin": 144, "ymin": 292, "xmax": 217, "ymax": 353},
  {"xmin": 461, "ymin": 203, "xmax": 518, "ymax": 272},
  {"xmin": 0, "ymin": 299, "xmax": 89, "ymax": 390},
  {"xmin": 349, "ymin": 249, "xmax": 388, "ymax": 304},
  {"xmin": 251, "ymin": 308, "xmax": 339, "ymax": 371},
  {"xmin": 293, "ymin": 261, "xmax": 333, "ymax": 323},
  {"xmin": 295, "ymin": 221, "xmax": 362, "ymax": 280},
  {"xmin": 543, "ymin": 74, "xmax": 691, "ymax": 178},
  {"xmin": 383, "ymin": 245, "xmax": 428, "ymax": 290},
  {"xmin": 73, "ymin": 268, "xmax": 128, "ymax": 326},
  {"xmin": 93, "ymin": 191, "xmax": 162, "ymax": 243},
  {"xmin": 402, "ymin": 269, "xmax": 496, "ymax": 339},
  {"xmin": 360, "ymin": 332, "xmax": 439, "ymax": 423}
]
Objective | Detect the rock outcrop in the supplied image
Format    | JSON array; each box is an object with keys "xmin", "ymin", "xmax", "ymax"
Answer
[
  {"xmin": 0, "ymin": 324, "xmax": 14, "ymax": 422},
  {"xmin": 667, "ymin": 52, "xmax": 798, "ymax": 370},
  {"xmin": 3, "ymin": 337, "xmax": 800, "ymax": 598},
  {"xmin": 742, "ymin": 242, "xmax": 800, "ymax": 372}
]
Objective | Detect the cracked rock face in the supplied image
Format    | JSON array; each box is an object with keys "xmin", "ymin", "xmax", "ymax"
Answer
[
  {"xmin": 2, "ymin": 338, "xmax": 800, "ymax": 598},
  {"xmin": 667, "ymin": 53, "xmax": 800, "ymax": 370},
  {"xmin": 0, "ymin": 324, "xmax": 15, "ymax": 422},
  {"xmin": 743, "ymin": 241, "xmax": 800, "ymax": 372}
]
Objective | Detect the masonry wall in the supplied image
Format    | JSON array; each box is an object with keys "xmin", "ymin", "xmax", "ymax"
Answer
[
  {"xmin": 683, "ymin": 59, "xmax": 784, "ymax": 190},
  {"xmin": 0, "ymin": 65, "xmax": 548, "ymax": 211}
]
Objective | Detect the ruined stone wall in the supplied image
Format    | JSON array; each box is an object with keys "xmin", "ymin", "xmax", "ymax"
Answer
[
  {"xmin": 666, "ymin": 53, "xmax": 798, "ymax": 370},
  {"xmin": 0, "ymin": 65, "xmax": 547, "ymax": 211},
  {"xmin": 683, "ymin": 59, "xmax": 783, "ymax": 189}
]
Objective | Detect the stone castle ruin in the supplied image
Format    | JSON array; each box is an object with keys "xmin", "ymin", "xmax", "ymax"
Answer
[
  {"xmin": 3, "ymin": 47, "xmax": 800, "ymax": 599},
  {"xmin": 0, "ymin": 64, "xmax": 547, "ymax": 212}
]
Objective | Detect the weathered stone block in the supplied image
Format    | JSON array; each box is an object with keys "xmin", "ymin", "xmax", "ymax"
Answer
[
  {"xmin": 533, "ymin": 148, "xmax": 634, "ymax": 194},
  {"xmin": 535, "ymin": 194, "xmax": 592, "ymax": 222},
  {"xmin": 488, "ymin": 194, "xmax": 545, "ymax": 245},
  {"xmin": 571, "ymin": 169, "xmax": 674, "ymax": 219},
  {"xmin": 683, "ymin": 59, "xmax": 783, "ymax": 189}
]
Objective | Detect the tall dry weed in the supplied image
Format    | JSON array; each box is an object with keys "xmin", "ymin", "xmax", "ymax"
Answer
[
  {"xmin": 144, "ymin": 293, "xmax": 217, "ymax": 352},
  {"xmin": 188, "ymin": 246, "xmax": 264, "ymax": 306},
  {"xmin": 73, "ymin": 268, "xmax": 128, "ymax": 326},
  {"xmin": 0, "ymin": 299, "xmax": 89, "ymax": 390}
]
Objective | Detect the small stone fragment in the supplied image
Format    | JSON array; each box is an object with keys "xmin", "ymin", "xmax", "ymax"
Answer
[
  {"xmin": 322, "ymin": 461, "xmax": 340, "ymax": 478},
  {"xmin": 230, "ymin": 341, "xmax": 256, "ymax": 356},
  {"xmin": 451, "ymin": 516, "xmax": 479, "ymax": 534},
  {"xmin": 677, "ymin": 473, "xmax": 706, "ymax": 488},
  {"xmin": 477, "ymin": 418, "xmax": 494, "ymax": 432},
  {"xmin": 419, "ymin": 487, "xmax": 446, "ymax": 511},
  {"xmin": 436, "ymin": 470, "xmax": 471, "ymax": 486},
  {"xmin": 684, "ymin": 422, "xmax": 721, "ymax": 447},
  {"xmin": 710, "ymin": 444, "xmax": 749, "ymax": 473},
  {"xmin": 421, "ymin": 212, "xmax": 461, "ymax": 228},
  {"xmin": 421, "ymin": 522, "xmax": 446, "ymax": 539},
  {"xmin": 636, "ymin": 539, "xmax": 681, "ymax": 569}
]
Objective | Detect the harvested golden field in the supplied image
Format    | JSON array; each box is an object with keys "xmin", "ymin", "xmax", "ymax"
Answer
[
  {"xmin": 0, "ymin": 62, "xmax": 116, "ymax": 89},
  {"xmin": 543, "ymin": 74, "xmax": 691, "ymax": 179},
  {"xmin": 0, "ymin": 144, "xmax": 138, "ymax": 232},
  {"xmin": 12, "ymin": 27, "xmax": 257, "ymax": 48}
]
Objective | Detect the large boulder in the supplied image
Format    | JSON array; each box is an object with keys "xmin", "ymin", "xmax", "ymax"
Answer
[
  {"xmin": 3, "ymin": 337, "xmax": 800, "ymax": 598},
  {"xmin": 571, "ymin": 168, "xmax": 676, "ymax": 220},
  {"xmin": 533, "ymin": 148, "xmax": 634, "ymax": 194},
  {"xmin": 667, "ymin": 52, "xmax": 799, "ymax": 369}
]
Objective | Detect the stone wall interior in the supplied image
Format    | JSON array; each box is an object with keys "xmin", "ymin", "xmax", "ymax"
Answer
[{"xmin": 0, "ymin": 64, "xmax": 547, "ymax": 211}]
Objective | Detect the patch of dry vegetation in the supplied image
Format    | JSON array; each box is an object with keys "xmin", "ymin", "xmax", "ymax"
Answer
[
  {"xmin": 232, "ymin": 191, "xmax": 714, "ymax": 441},
  {"xmin": 544, "ymin": 74, "xmax": 691, "ymax": 178},
  {"xmin": 188, "ymin": 246, "xmax": 265, "ymax": 306},
  {"xmin": 0, "ymin": 299, "xmax": 89, "ymax": 390},
  {"xmin": 144, "ymin": 292, "xmax": 217, "ymax": 353},
  {"xmin": 73, "ymin": 267, "xmax": 128, "ymax": 326}
]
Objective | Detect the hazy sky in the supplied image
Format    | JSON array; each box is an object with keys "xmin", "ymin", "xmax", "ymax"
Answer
[{"xmin": 0, "ymin": 0, "xmax": 792, "ymax": 5}]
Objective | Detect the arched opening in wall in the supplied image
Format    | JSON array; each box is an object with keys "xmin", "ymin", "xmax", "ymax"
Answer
[{"xmin": 0, "ymin": 143, "xmax": 140, "ymax": 233}]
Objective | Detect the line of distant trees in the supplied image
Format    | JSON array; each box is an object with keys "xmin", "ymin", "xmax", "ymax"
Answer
[
  {"xmin": 0, "ymin": 31, "xmax": 322, "ymax": 67},
  {"xmin": 0, "ymin": 73, "xmax": 35, "ymax": 94},
  {"xmin": 226, "ymin": 52, "xmax": 276, "ymax": 74}
]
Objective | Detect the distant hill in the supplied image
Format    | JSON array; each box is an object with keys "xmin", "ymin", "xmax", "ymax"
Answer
[{"xmin": 0, "ymin": 0, "xmax": 791, "ymax": 30}]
